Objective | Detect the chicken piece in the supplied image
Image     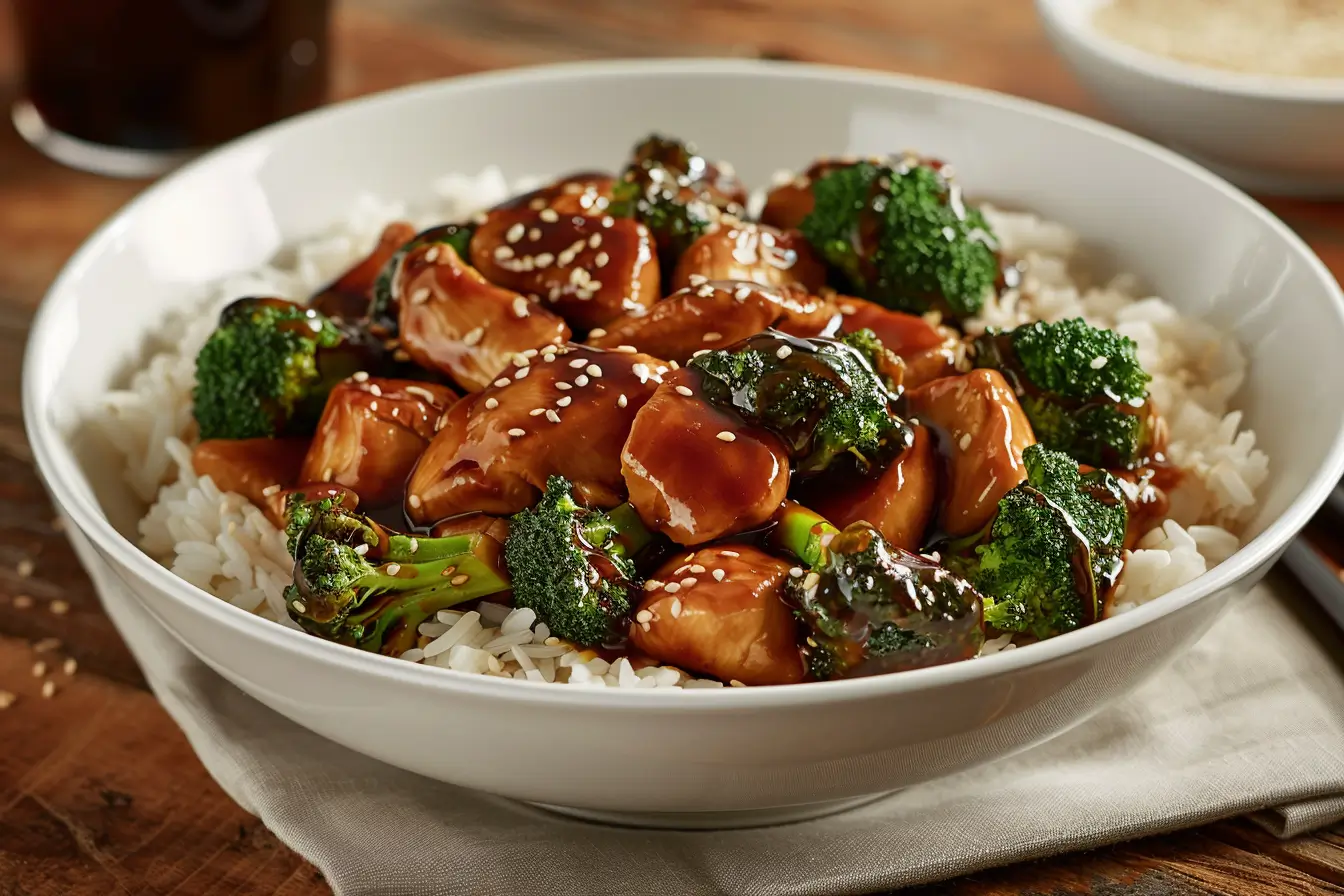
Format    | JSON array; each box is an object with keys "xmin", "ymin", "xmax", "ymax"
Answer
[
  {"xmin": 310, "ymin": 221, "xmax": 416, "ymax": 322},
  {"xmin": 630, "ymin": 544, "xmax": 805, "ymax": 686},
  {"xmin": 670, "ymin": 223, "xmax": 827, "ymax": 294},
  {"xmin": 405, "ymin": 345, "xmax": 666, "ymax": 526},
  {"xmin": 470, "ymin": 209, "xmax": 659, "ymax": 330},
  {"xmin": 264, "ymin": 483, "xmax": 359, "ymax": 529},
  {"xmin": 795, "ymin": 425, "xmax": 938, "ymax": 552},
  {"xmin": 905, "ymin": 370, "xmax": 1036, "ymax": 537},
  {"xmin": 836, "ymin": 297, "xmax": 962, "ymax": 388},
  {"xmin": 587, "ymin": 281, "xmax": 836, "ymax": 363},
  {"xmin": 429, "ymin": 511, "xmax": 511, "ymax": 544},
  {"xmin": 300, "ymin": 377, "xmax": 457, "ymax": 508},
  {"xmin": 621, "ymin": 370, "xmax": 790, "ymax": 545},
  {"xmin": 398, "ymin": 244, "xmax": 570, "ymax": 392},
  {"xmin": 759, "ymin": 159, "xmax": 861, "ymax": 231},
  {"xmin": 498, "ymin": 172, "xmax": 615, "ymax": 217},
  {"xmin": 192, "ymin": 437, "xmax": 310, "ymax": 519}
]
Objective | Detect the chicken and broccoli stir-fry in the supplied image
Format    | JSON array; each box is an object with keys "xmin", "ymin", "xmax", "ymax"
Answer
[{"xmin": 188, "ymin": 135, "xmax": 1176, "ymax": 685}]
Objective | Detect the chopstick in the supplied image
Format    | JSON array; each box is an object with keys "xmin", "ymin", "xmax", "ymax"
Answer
[{"xmin": 1280, "ymin": 485, "xmax": 1344, "ymax": 632}]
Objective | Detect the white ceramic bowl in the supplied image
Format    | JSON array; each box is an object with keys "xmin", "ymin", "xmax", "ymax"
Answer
[
  {"xmin": 1036, "ymin": 0, "xmax": 1344, "ymax": 196},
  {"xmin": 24, "ymin": 60, "xmax": 1344, "ymax": 828}
]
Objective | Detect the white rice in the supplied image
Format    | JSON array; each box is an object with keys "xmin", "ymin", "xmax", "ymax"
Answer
[{"xmin": 100, "ymin": 175, "xmax": 1267, "ymax": 684}]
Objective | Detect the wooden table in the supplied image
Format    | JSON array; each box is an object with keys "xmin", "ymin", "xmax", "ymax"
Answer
[{"xmin": 1, "ymin": 1, "xmax": 1342, "ymax": 893}]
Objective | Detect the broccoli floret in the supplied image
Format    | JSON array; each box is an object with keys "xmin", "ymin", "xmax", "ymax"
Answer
[
  {"xmin": 369, "ymin": 223, "xmax": 475, "ymax": 331},
  {"xmin": 772, "ymin": 504, "xmax": 985, "ymax": 680},
  {"xmin": 504, "ymin": 476, "xmax": 654, "ymax": 647},
  {"xmin": 688, "ymin": 329, "xmax": 912, "ymax": 474},
  {"xmin": 945, "ymin": 444, "xmax": 1128, "ymax": 641},
  {"xmin": 974, "ymin": 318, "xmax": 1154, "ymax": 468},
  {"xmin": 799, "ymin": 159, "xmax": 999, "ymax": 316},
  {"xmin": 193, "ymin": 297, "xmax": 366, "ymax": 441},
  {"xmin": 284, "ymin": 501, "xmax": 510, "ymax": 655},
  {"xmin": 608, "ymin": 134, "xmax": 745, "ymax": 267}
]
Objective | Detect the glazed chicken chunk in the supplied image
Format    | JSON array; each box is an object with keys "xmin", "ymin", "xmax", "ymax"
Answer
[
  {"xmin": 310, "ymin": 220, "xmax": 416, "ymax": 322},
  {"xmin": 300, "ymin": 377, "xmax": 457, "ymax": 508},
  {"xmin": 621, "ymin": 369, "xmax": 790, "ymax": 545},
  {"xmin": 397, "ymin": 243, "xmax": 570, "ymax": 392},
  {"xmin": 469, "ymin": 208, "xmax": 659, "ymax": 330},
  {"xmin": 587, "ymin": 281, "xmax": 837, "ymax": 363},
  {"xmin": 796, "ymin": 424, "xmax": 939, "ymax": 552},
  {"xmin": 905, "ymin": 369, "xmax": 1036, "ymax": 537},
  {"xmin": 497, "ymin": 172, "xmax": 616, "ymax": 218},
  {"xmin": 836, "ymin": 297, "xmax": 963, "ymax": 388},
  {"xmin": 670, "ymin": 222, "xmax": 828, "ymax": 294},
  {"xmin": 630, "ymin": 544, "xmax": 805, "ymax": 686},
  {"xmin": 192, "ymin": 437, "xmax": 311, "ymax": 525},
  {"xmin": 405, "ymin": 345, "xmax": 666, "ymax": 526}
]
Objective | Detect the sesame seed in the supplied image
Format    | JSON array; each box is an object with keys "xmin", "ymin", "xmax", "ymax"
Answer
[
  {"xmin": 408, "ymin": 537, "xmax": 419, "ymax": 554},
  {"xmin": 17, "ymin": 559, "xmax": 34, "ymax": 578},
  {"xmin": 789, "ymin": 567, "xmax": 803, "ymax": 578},
  {"xmin": 617, "ymin": 394, "xmax": 628, "ymax": 407},
  {"xmin": 523, "ymin": 348, "xmax": 539, "ymax": 358},
  {"xmin": 49, "ymin": 600, "xmax": 69, "ymax": 616},
  {"xmin": 261, "ymin": 484, "xmax": 281, "ymax": 497},
  {"xmin": 352, "ymin": 371, "xmax": 370, "ymax": 382},
  {"xmin": 689, "ymin": 565, "xmax": 706, "ymax": 573},
  {"xmin": 556, "ymin": 396, "xmax": 572, "ymax": 407},
  {"xmin": 506, "ymin": 223, "xmax": 525, "ymax": 243},
  {"xmin": 484, "ymin": 397, "xmax": 499, "ymax": 411},
  {"xmin": 569, "ymin": 358, "xmax": 587, "ymax": 369},
  {"xmin": 529, "ymin": 197, "xmax": 547, "ymax": 210},
  {"xmin": 680, "ymin": 577, "xmax": 696, "ymax": 588},
  {"xmin": 585, "ymin": 364, "xmax": 602, "ymax": 377},
  {"xmin": 615, "ymin": 344, "xmax": 637, "ymax": 353},
  {"xmin": 494, "ymin": 377, "xmax": 511, "ymax": 388},
  {"xmin": 670, "ymin": 598, "xmax": 683, "ymax": 618},
  {"xmin": 369, "ymin": 384, "xmax": 383, "ymax": 397},
  {"xmin": 33, "ymin": 638, "xmax": 60, "ymax": 653},
  {"xmin": 1090, "ymin": 356, "xmax": 1108, "ymax": 369},
  {"xmin": 601, "ymin": 215, "xmax": 615, "ymax": 227},
  {"xmin": 674, "ymin": 564, "xmax": 691, "ymax": 575},
  {"xmin": 386, "ymin": 563, "xmax": 402, "ymax": 576},
  {"xmin": 513, "ymin": 296, "xmax": 530, "ymax": 318},
  {"xmin": 802, "ymin": 572, "xmax": 820, "ymax": 591},
  {"xmin": 41, "ymin": 681, "xmax": 55, "ymax": 699},
  {"xmin": 663, "ymin": 582, "xmax": 681, "ymax": 594},
  {"xmin": 588, "ymin": 328, "xmax": 608, "ymax": 338},
  {"xmin": 692, "ymin": 350, "xmax": 710, "ymax": 358},
  {"xmin": 588, "ymin": 233, "xmax": 602, "ymax": 248},
  {"xmin": 291, "ymin": 598, "xmax": 308, "ymax": 614},
  {"xmin": 668, "ymin": 361, "xmax": 680, "ymax": 370},
  {"xmin": 508, "ymin": 428, "xmax": 526, "ymax": 437},
  {"xmin": 408, "ymin": 494, "xmax": 423, "ymax": 509},
  {"xmin": 528, "ymin": 227, "xmax": 542, "ymax": 241},
  {"xmin": 632, "ymin": 363, "xmax": 651, "ymax": 383},
  {"xmin": 594, "ymin": 251, "xmax": 609, "ymax": 268},
  {"xmin": 546, "ymin": 410, "xmax": 562, "ymax": 423},
  {"xmin": 534, "ymin": 252, "xmax": 554, "ymax": 268},
  {"xmin": 730, "ymin": 679, "xmax": 746, "ymax": 688},
  {"xmin": 959, "ymin": 432, "xmax": 972, "ymax": 451},
  {"xmin": 63, "ymin": 658, "xmax": 77, "ymax": 676},
  {"xmin": 439, "ymin": 566, "xmax": 456, "ymax": 577},
  {"xmin": 635, "ymin": 609, "xmax": 653, "ymax": 624},
  {"xmin": 530, "ymin": 408, "xmax": 546, "ymax": 416},
  {"xmin": 32, "ymin": 661, "xmax": 46, "ymax": 677},
  {"xmin": 539, "ymin": 208, "xmax": 559, "ymax": 223},
  {"xmin": 13, "ymin": 595, "xmax": 31, "ymax": 609},
  {"xmin": 451, "ymin": 574, "xmax": 470, "ymax": 585},
  {"xmin": 512, "ymin": 353, "xmax": 531, "ymax": 367},
  {"xmin": 354, "ymin": 543, "xmax": 370, "ymax": 555},
  {"xmin": 776, "ymin": 345, "xmax": 793, "ymax": 359},
  {"xmin": 574, "ymin": 375, "xmax": 589, "ymax": 387},
  {"xmin": 734, "ymin": 286, "xmax": 752, "ymax": 301},
  {"xmin": 641, "ymin": 621, "xmax": 651, "ymax": 632},
  {"xmin": 716, "ymin": 431, "xmax": 736, "ymax": 442},
  {"xmin": 689, "ymin": 274, "xmax": 708, "ymax": 286},
  {"xmin": 463, "ymin": 326, "xmax": 485, "ymax": 346},
  {"xmin": 720, "ymin": 550, "xmax": 740, "ymax": 558},
  {"xmin": 644, "ymin": 579, "xmax": 664, "ymax": 592},
  {"xmin": 712, "ymin": 569, "xmax": 726, "ymax": 582},
  {"xmin": 675, "ymin": 385, "xmax": 694, "ymax": 397},
  {"xmin": 696, "ymin": 285, "xmax": 715, "ymax": 298},
  {"xmin": 410, "ymin": 287, "xmax": 431, "ymax": 305},
  {"xmin": 495, "ymin": 245, "xmax": 515, "ymax": 261},
  {"xmin": 0, "ymin": 692, "xmax": 14, "ymax": 709}
]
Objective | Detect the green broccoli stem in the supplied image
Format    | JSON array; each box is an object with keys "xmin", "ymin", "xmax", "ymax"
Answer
[
  {"xmin": 363, "ymin": 534, "xmax": 509, "ymax": 600},
  {"xmin": 771, "ymin": 501, "xmax": 840, "ymax": 568}
]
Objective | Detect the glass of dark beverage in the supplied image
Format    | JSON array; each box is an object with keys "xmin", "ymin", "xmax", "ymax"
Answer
[{"xmin": 10, "ymin": 0, "xmax": 332, "ymax": 177}]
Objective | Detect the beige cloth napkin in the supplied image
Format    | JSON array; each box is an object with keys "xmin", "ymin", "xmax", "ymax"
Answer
[{"xmin": 87, "ymin": 550, "xmax": 1344, "ymax": 896}]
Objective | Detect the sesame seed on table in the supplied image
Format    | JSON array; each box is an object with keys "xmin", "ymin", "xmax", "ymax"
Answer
[{"xmin": 0, "ymin": 1, "xmax": 1342, "ymax": 894}]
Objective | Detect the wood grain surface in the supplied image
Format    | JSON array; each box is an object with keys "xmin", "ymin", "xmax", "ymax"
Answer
[{"xmin": 1, "ymin": 1, "xmax": 1342, "ymax": 893}]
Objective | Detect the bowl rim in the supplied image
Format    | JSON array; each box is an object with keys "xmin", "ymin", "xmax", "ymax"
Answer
[
  {"xmin": 23, "ymin": 57, "xmax": 1344, "ymax": 711},
  {"xmin": 1035, "ymin": 0, "xmax": 1344, "ymax": 103}
]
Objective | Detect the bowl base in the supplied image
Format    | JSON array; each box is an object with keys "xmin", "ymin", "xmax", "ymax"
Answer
[{"xmin": 530, "ymin": 792, "xmax": 894, "ymax": 830}]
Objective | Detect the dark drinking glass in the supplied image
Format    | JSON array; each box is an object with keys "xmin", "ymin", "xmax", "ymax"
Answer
[{"xmin": 10, "ymin": 0, "xmax": 331, "ymax": 177}]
